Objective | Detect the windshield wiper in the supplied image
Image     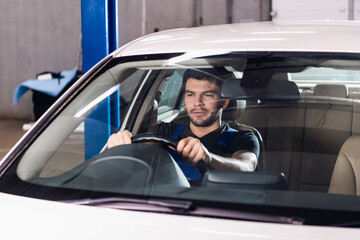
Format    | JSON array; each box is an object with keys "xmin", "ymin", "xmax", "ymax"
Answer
[
  {"xmin": 64, "ymin": 197, "xmax": 194, "ymax": 213},
  {"xmin": 64, "ymin": 197, "xmax": 303, "ymax": 225},
  {"xmin": 193, "ymin": 207, "xmax": 304, "ymax": 225},
  {"xmin": 332, "ymin": 221, "xmax": 360, "ymax": 228}
]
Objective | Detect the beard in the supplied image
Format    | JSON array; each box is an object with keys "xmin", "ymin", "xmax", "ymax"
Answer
[{"xmin": 188, "ymin": 103, "xmax": 223, "ymax": 127}]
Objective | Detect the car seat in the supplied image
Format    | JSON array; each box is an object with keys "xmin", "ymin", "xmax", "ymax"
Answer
[
  {"xmin": 222, "ymin": 99, "xmax": 266, "ymax": 171},
  {"xmin": 328, "ymin": 135, "xmax": 360, "ymax": 195},
  {"xmin": 138, "ymin": 97, "xmax": 160, "ymax": 133}
]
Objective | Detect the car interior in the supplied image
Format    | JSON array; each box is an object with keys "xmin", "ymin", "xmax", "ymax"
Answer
[{"xmin": 131, "ymin": 57, "xmax": 360, "ymax": 194}]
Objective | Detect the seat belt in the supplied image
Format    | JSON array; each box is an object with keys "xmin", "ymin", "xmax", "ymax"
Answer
[
  {"xmin": 217, "ymin": 127, "xmax": 238, "ymax": 146},
  {"xmin": 170, "ymin": 124, "xmax": 203, "ymax": 181},
  {"xmin": 171, "ymin": 124, "xmax": 187, "ymax": 139}
]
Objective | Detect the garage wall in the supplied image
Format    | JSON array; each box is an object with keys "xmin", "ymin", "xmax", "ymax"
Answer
[
  {"xmin": 118, "ymin": 0, "xmax": 195, "ymax": 47},
  {"xmin": 0, "ymin": 0, "xmax": 270, "ymax": 120},
  {"xmin": 271, "ymin": 0, "xmax": 360, "ymax": 21},
  {"xmin": 233, "ymin": 0, "xmax": 270, "ymax": 22},
  {"xmin": 118, "ymin": 0, "xmax": 270, "ymax": 47},
  {"xmin": 0, "ymin": 0, "xmax": 82, "ymax": 120}
]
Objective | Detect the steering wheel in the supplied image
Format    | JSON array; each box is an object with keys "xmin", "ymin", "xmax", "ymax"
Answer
[{"xmin": 131, "ymin": 133, "xmax": 208, "ymax": 177}]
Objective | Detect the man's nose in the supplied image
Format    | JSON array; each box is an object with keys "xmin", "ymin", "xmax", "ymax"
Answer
[{"xmin": 194, "ymin": 95, "xmax": 204, "ymax": 107}]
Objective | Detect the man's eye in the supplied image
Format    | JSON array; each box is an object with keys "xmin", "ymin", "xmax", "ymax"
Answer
[
  {"xmin": 204, "ymin": 93, "xmax": 215, "ymax": 97},
  {"xmin": 185, "ymin": 93, "xmax": 194, "ymax": 97}
]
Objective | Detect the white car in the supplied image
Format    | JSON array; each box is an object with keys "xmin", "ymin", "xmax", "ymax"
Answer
[{"xmin": 1, "ymin": 21, "xmax": 360, "ymax": 239}]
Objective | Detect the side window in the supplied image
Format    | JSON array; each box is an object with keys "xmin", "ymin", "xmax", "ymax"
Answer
[
  {"xmin": 83, "ymin": 69, "xmax": 146, "ymax": 159},
  {"xmin": 157, "ymin": 69, "xmax": 185, "ymax": 122}
]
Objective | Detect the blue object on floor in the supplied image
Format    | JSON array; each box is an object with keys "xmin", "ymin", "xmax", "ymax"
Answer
[{"xmin": 12, "ymin": 67, "xmax": 78, "ymax": 106}]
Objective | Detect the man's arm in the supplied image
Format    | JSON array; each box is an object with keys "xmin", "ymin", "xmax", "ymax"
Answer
[
  {"xmin": 206, "ymin": 150, "xmax": 257, "ymax": 171},
  {"xmin": 177, "ymin": 137, "xmax": 257, "ymax": 172},
  {"xmin": 108, "ymin": 132, "xmax": 257, "ymax": 171}
]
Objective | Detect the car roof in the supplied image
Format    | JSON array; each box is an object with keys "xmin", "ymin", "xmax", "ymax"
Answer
[{"xmin": 113, "ymin": 21, "xmax": 360, "ymax": 57}]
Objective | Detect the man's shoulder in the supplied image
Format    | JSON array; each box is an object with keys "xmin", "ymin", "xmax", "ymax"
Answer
[
  {"xmin": 222, "ymin": 122, "xmax": 255, "ymax": 136},
  {"xmin": 223, "ymin": 125, "xmax": 260, "ymax": 156},
  {"xmin": 228, "ymin": 127, "xmax": 258, "ymax": 141}
]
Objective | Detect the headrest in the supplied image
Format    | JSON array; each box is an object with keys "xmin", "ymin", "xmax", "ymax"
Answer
[
  {"xmin": 222, "ymin": 99, "xmax": 246, "ymax": 121},
  {"xmin": 313, "ymin": 84, "xmax": 348, "ymax": 98}
]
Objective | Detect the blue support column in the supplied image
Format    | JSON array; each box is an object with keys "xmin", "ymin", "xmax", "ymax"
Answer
[
  {"xmin": 81, "ymin": 0, "xmax": 119, "ymax": 160},
  {"xmin": 108, "ymin": 0, "xmax": 119, "ymax": 52}
]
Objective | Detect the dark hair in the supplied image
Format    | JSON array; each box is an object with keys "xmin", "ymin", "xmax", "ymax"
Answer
[{"xmin": 182, "ymin": 67, "xmax": 234, "ymax": 87}]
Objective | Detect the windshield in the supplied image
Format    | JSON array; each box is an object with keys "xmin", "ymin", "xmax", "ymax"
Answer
[{"xmin": 3, "ymin": 52, "xmax": 360, "ymax": 226}]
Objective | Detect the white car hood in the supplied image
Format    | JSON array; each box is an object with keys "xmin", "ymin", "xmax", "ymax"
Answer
[
  {"xmin": 0, "ymin": 192, "xmax": 359, "ymax": 239},
  {"xmin": 113, "ymin": 21, "xmax": 360, "ymax": 58}
]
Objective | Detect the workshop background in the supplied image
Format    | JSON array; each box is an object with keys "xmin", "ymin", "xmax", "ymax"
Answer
[
  {"xmin": 1, "ymin": 0, "xmax": 270, "ymax": 120},
  {"xmin": 0, "ymin": 0, "xmax": 359, "ymax": 157}
]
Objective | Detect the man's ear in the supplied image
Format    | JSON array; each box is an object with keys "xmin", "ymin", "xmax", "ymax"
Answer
[{"xmin": 221, "ymin": 99, "xmax": 230, "ymax": 109}]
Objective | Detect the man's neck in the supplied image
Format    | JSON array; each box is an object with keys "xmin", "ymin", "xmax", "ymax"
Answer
[{"xmin": 189, "ymin": 120, "xmax": 221, "ymax": 138}]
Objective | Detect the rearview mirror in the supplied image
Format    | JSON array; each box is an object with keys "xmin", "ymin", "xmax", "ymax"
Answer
[{"xmin": 221, "ymin": 78, "xmax": 300, "ymax": 101}]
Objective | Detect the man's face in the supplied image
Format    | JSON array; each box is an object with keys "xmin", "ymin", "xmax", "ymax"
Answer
[{"xmin": 184, "ymin": 78, "xmax": 226, "ymax": 127}]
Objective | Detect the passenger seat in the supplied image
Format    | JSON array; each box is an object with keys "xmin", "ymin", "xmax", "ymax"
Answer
[
  {"xmin": 328, "ymin": 135, "xmax": 360, "ymax": 195},
  {"xmin": 299, "ymin": 84, "xmax": 351, "ymax": 192}
]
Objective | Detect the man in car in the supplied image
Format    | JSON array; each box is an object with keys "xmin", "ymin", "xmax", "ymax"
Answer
[{"xmin": 107, "ymin": 68, "xmax": 259, "ymax": 181}]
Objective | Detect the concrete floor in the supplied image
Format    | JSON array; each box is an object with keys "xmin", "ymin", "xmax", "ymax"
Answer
[{"xmin": 0, "ymin": 119, "xmax": 29, "ymax": 159}]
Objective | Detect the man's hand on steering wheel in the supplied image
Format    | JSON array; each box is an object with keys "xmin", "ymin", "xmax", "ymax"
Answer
[
  {"xmin": 177, "ymin": 137, "xmax": 212, "ymax": 167},
  {"xmin": 107, "ymin": 130, "xmax": 132, "ymax": 148}
]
